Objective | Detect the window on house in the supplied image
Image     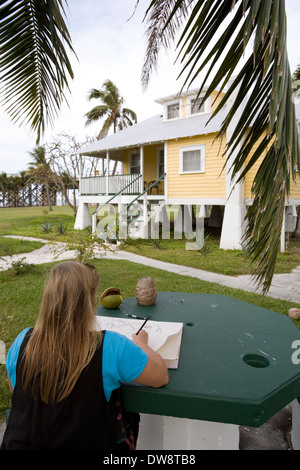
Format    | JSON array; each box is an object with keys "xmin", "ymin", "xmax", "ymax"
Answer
[
  {"xmin": 157, "ymin": 148, "xmax": 164, "ymax": 178},
  {"xmin": 130, "ymin": 151, "xmax": 140, "ymax": 174},
  {"xmin": 167, "ymin": 102, "xmax": 179, "ymax": 120},
  {"xmin": 191, "ymin": 97, "xmax": 205, "ymax": 115},
  {"xmin": 180, "ymin": 145, "xmax": 205, "ymax": 173}
]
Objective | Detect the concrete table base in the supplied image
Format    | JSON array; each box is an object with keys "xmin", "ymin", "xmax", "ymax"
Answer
[
  {"xmin": 292, "ymin": 399, "xmax": 300, "ymax": 450},
  {"xmin": 136, "ymin": 414, "xmax": 239, "ymax": 450}
]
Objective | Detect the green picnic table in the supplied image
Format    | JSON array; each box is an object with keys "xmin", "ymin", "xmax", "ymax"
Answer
[{"xmin": 97, "ymin": 292, "xmax": 300, "ymax": 450}]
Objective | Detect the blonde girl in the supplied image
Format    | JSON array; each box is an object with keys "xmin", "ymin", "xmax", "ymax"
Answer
[{"xmin": 2, "ymin": 261, "xmax": 168, "ymax": 450}]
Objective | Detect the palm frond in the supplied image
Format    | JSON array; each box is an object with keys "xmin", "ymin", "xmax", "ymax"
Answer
[
  {"xmin": 0, "ymin": 0, "xmax": 76, "ymax": 142},
  {"xmin": 141, "ymin": 0, "xmax": 194, "ymax": 90},
  {"xmin": 122, "ymin": 107, "xmax": 137, "ymax": 123},
  {"xmin": 87, "ymin": 88, "xmax": 103, "ymax": 101},
  {"xmin": 143, "ymin": 0, "xmax": 300, "ymax": 293},
  {"xmin": 84, "ymin": 106, "xmax": 109, "ymax": 127},
  {"xmin": 98, "ymin": 115, "xmax": 113, "ymax": 140}
]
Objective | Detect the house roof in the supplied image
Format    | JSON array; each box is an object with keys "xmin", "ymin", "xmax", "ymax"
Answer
[
  {"xmin": 78, "ymin": 100, "xmax": 300, "ymax": 157},
  {"xmin": 78, "ymin": 109, "xmax": 227, "ymax": 156}
]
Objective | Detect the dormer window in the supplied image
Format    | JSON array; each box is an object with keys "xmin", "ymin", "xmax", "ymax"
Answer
[
  {"xmin": 191, "ymin": 97, "xmax": 205, "ymax": 115},
  {"xmin": 167, "ymin": 102, "xmax": 180, "ymax": 120},
  {"xmin": 156, "ymin": 89, "xmax": 211, "ymax": 121},
  {"xmin": 187, "ymin": 93, "xmax": 210, "ymax": 115}
]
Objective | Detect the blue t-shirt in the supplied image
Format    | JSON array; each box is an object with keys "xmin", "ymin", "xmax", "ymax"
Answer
[{"xmin": 6, "ymin": 328, "xmax": 148, "ymax": 402}]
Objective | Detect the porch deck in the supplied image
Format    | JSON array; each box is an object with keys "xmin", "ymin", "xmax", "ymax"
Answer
[{"xmin": 79, "ymin": 173, "xmax": 165, "ymax": 196}]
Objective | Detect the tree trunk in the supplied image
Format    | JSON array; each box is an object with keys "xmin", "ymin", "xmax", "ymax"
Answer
[
  {"xmin": 46, "ymin": 184, "xmax": 53, "ymax": 211},
  {"xmin": 62, "ymin": 188, "xmax": 76, "ymax": 214}
]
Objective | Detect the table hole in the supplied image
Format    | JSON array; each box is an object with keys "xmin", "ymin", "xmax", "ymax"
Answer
[
  {"xmin": 242, "ymin": 354, "xmax": 270, "ymax": 368},
  {"xmin": 185, "ymin": 322, "xmax": 194, "ymax": 327}
]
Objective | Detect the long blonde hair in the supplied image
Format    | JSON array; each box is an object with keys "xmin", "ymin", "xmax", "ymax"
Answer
[{"xmin": 22, "ymin": 261, "xmax": 101, "ymax": 404}]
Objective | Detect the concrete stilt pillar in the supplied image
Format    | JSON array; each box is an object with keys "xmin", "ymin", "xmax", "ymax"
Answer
[
  {"xmin": 220, "ymin": 204, "xmax": 247, "ymax": 250},
  {"xmin": 183, "ymin": 205, "xmax": 194, "ymax": 237},
  {"xmin": 74, "ymin": 201, "xmax": 91, "ymax": 230},
  {"xmin": 220, "ymin": 78, "xmax": 246, "ymax": 250},
  {"xmin": 199, "ymin": 205, "xmax": 209, "ymax": 219},
  {"xmin": 173, "ymin": 205, "xmax": 183, "ymax": 237}
]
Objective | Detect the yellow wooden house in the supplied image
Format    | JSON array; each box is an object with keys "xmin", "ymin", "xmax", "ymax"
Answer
[{"xmin": 75, "ymin": 87, "xmax": 300, "ymax": 251}]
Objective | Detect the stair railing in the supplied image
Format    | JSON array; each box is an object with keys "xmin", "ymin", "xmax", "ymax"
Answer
[
  {"xmin": 91, "ymin": 174, "xmax": 141, "ymax": 232},
  {"xmin": 93, "ymin": 172, "xmax": 166, "ymax": 238}
]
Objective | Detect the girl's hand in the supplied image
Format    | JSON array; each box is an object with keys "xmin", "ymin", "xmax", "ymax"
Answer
[
  {"xmin": 131, "ymin": 328, "xmax": 169, "ymax": 388},
  {"xmin": 132, "ymin": 329, "xmax": 149, "ymax": 348}
]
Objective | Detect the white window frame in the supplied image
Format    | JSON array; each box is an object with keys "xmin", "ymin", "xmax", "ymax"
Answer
[
  {"xmin": 187, "ymin": 94, "xmax": 210, "ymax": 116},
  {"xmin": 179, "ymin": 145, "xmax": 205, "ymax": 174},
  {"xmin": 129, "ymin": 149, "xmax": 141, "ymax": 174},
  {"xmin": 157, "ymin": 146, "xmax": 165, "ymax": 179},
  {"xmin": 163, "ymin": 99, "xmax": 182, "ymax": 121}
]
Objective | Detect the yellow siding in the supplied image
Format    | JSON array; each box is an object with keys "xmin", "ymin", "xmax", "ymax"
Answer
[
  {"xmin": 210, "ymin": 90, "xmax": 225, "ymax": 113},
  {"xmin": 123, "ymin": 149, "xmax": 129, "ymax": 174},
  {"xmin": 182, "ymin": 96, "xmax": 187, "ymax": 118},
  {"xmin": 290, "ymin": 176, "xmax": 300, "ymax": 199},
  {"xmin": 144, "ymin": 145, "xmax": 159, "ymax": 182},
  {"xmin": 167, "ymin": 134, "xmax": 227, "ymax": 199},
  {"xmin": 121, "ymin": 137, "xmax": 300, "ymax": 201},
  {"xmin": 244, "ymin": 135, "xmax": 300, "ymax": 200},
  {"xmin": 246, "ymin": 162, "xmax": 300, "ymax": 200},
  {"xmin": 244, "ymin": 139, "xmax": 266, "ymax": 199}
]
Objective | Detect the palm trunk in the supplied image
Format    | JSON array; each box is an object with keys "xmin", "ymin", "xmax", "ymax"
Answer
[{"xmin": 46, "ymin": 184, "xmax": 53, "ymax": 211}]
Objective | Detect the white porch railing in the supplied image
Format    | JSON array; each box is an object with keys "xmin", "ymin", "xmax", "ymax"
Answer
[{"xmin": 80, "ymin": 174, "xmax": 142, "ymax": 195}]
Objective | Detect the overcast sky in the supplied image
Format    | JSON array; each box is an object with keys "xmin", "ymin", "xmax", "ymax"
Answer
[{"xmin": 1, "ymin": 0, "xmax": 300, "ymax": 175}]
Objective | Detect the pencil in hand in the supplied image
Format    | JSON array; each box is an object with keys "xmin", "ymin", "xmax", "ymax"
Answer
[{"xmin": 136, "ymin": 316, "xmax": 149, "ymax": 335}]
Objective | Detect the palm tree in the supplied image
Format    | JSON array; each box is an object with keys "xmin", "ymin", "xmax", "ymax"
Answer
[
  {"xmin": 140, "ymin": 0, "xmax": 300, "ymax": 294},
  {"xmin": 27, "ymin": 146, "xmax": 54, "ymax": 210},
  {"xmin": 0, "ymin": 0, "xmax": 76, "ymax": 143},
  {"xmin": 85, "ymin": 79, "xmax": 137, "ymax": 139}
]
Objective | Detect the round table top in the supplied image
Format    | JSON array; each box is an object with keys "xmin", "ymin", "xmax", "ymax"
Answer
[{"xmin": 97, "ymin": 292, "xmax": 300, "ymax": 426}]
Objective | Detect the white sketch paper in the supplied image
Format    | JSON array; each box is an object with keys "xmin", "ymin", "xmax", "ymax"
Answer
[{"xmin": 95, "ymin": 316, "xmax": 183, "ymax": 368}]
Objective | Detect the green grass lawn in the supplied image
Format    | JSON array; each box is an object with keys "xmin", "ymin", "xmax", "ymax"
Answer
[
  {"xmin": 0, "ymin": 237, "xmax": 44, "ymax": 257},
  {"xmin": 0, "ymin": 205, "xmax": 77, "ymax": 240}
]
